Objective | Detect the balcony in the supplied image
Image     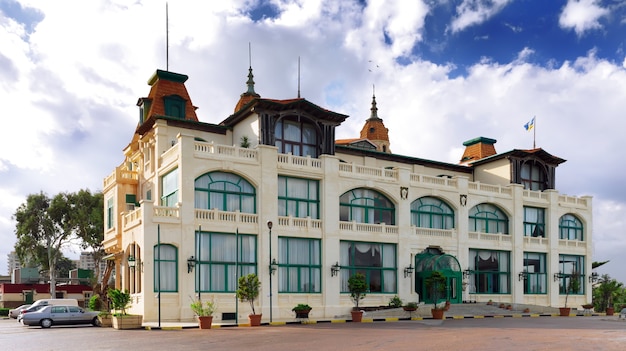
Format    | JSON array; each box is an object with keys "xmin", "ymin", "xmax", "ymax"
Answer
[
  {"xmin": 194, "ymin": 141, "xmax": 259, "ymax": 162},
  {"xmin": 339, "ymin": 164, "xmax": 398, "ymax": 182},
  {"xmin": 103, "ymin": 167, "xmax": 138, "ymax": 190},
  {"xmin": 410, "ymin": 174, "xmax": 458, "ymax": 189},
  {"xmin": 468, "ymin": 232, "xmax": 512, "ymax": 246},
  {"xmin": 413, "ymin": 227, "xmax": 456, "ymax": 239},
  {"xmin": 339, "ymin": 221, "xmax": 398, "ymax": 235}
]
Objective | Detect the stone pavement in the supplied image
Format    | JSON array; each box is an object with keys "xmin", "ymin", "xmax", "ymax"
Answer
[{"xmin": 142, "ymin": 302, "xmax": 610, "ymax": 330}]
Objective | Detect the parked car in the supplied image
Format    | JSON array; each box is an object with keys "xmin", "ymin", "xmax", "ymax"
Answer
[
  {"xmin": 21, "ymin": 305, "xmax": 100, "ymax": 328},
  {"xmin": 8, "ymin": 304, "xmax": 31, "ymax": 319},
  {"xmin": 17, "ymin": 304, "xmax": 46, "ymax": 323}
]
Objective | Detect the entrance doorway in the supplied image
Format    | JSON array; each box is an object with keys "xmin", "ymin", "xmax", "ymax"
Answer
[{"xmin": 414, "ymin": 251, "xmax": 462, "ymax": 304}]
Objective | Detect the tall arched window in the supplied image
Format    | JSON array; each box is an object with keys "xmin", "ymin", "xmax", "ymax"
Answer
[
  {"xmin": 194, "ymin": 172, "xmax": 256, "ymax": 213},
  {"xmin": 469, "ymin": 203, "xmax": 509, "ymax": 234},
  {"xmin": 154, "ymin": 244, "xmax": 177, "ymax": 292},
  {"xmin": 339, "ymin": 188, "xmax": 395, "ymax": 225},
  {"xmin": 521, "ymin": 160, "xmax": 547, "ymax": 191},
  {"xmin": 275, "ymin": 117, "xmax": 319, "ymax": 157},
  {"xmin": 559, "ymin": 214, "xmax": 583, "ymax": 241},
  {"xmin": 410, "ymin": 197, "xmax": 454, "ymax": 229}
]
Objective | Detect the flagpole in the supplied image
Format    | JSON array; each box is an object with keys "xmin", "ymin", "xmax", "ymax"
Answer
[{"xmin": 533, "ymin": 116, "xmax": 536, "ymax": 149}]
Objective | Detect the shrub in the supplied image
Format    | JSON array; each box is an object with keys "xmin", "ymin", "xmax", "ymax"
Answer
[{"xmin": 388, "ymin": 295, "xmax": 403, "ymax": 308}]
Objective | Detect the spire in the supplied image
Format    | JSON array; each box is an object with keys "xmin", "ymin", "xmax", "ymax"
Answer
[
  {"xmin": 234, "ymin": 43, "xmax": 261, "ymax": 112},
  {"xmin": 368, "ymin": 85, "xmax": 381, "ymax": 121},
  {"xmin": 360, "ymin": 86, "xmax": 391, "ymax": 153}
]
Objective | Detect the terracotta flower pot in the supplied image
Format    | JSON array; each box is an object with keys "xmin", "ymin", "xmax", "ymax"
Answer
[
  {"xmin": 559, "ymin": 307, "xmax": 571, "ymax": 316},
  {"xmin": 198, "ymin": 316, "xmax": 213, "ymax": 329},
  {"xmin": 606, "ymin": 307, "xmax": 614, "ymax": 316},
  {"xmin": 351, "ymin": 310, "xmax": 363, "ymax": 322},
  {"xmin": 431, "ymin": 308, "xmax": 445, "ymax": 320},
  {"xmin": 248, "ymin": 314, "xmax": 262, "ymax": 326}
]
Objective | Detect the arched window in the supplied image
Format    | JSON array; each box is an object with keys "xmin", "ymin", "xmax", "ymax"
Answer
[
  {"xmin": 469, "ymin": 203, "xmax": 509, "ymax": 234},
  {"xmin": 275, "ymin": 117, "xmax": 319, "ymax": 157},
  {"xmin": 194, "ymin": 172, "xmax": 256, "ymax": 213},
  {"xmin": 154, "ymin": 244, "xmax": 177, "ymax": 292},
  {"xmin": 520, "ymin": 160, "xmax": 547, "ymax": 191},
  {"xmin": 339, "ymin": 188, "xmax": 395, "ymax": 225},
  {"xmin": 410, "ymin": 197, "xmax": 454, "ymax": 229},
  {"xmin": 559, "ymin": 214, "xmax": 583, "ymax": 241}
]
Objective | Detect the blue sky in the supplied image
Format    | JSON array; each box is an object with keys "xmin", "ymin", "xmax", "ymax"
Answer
[{"xmin": 1, "ymin": 0, "xmax": 626, "ymax": 284}]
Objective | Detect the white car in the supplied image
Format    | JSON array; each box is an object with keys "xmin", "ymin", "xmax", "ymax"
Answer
[
  {"xmin": 8, "ymin": 304, "xmax": 31, "ymax": 319},
  {"xmin": 21, "ymin": 305, "xmax": 100, "ymax": 328}
]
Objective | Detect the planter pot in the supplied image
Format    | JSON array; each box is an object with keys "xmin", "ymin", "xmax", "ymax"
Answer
[
  {"xmin": 112, "ymin": 315, "xmax": 143, "ymax": 329},
  {"xmin": 431, "ymin": 308, "xmax": 445, "ymax": 320},
  {"xmin": 198, "ymin": 316, "xmax": 213, "ymax": 329},
  {"xmin": 402, "ymin": 307, "xmax": 418, "ymax": 312},
  {"xmin": 98, "ymin": 315, "xmax": 112, "ymax": 327},
  {"xmin": 606, "ymin": 307, "xmax": 615, "ymax": 316},
  {"xmin": 248, "ymin": 314, "xmax": 262, "ymax": 326},
  {"xmin": 559, "ymin": 307, "xmax": 571, "ymax": 317},
  {"xmin": 351, "ymin": 310, "xmax": 363, "ymax": 322},
  {"xmin": 294, "ymin": 309, "xmax": 311, "ymax": 319}
]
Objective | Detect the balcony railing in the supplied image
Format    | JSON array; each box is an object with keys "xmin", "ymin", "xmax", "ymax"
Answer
[
  {"xmin": 412, "ymin": 227, "xmax": 455, "ymax": 238},
  {"xmin": 410, "ymin": 174, "xmax": 458, "ymax": 188},
  {"xmin": 277, "ymin": 154, "xmax": 322, "ymax": 169},
  {"xmin": 468, "ymin": 232, "xmax": 512, "ymax": 243},
  {"xmin": 194, "ymin": 141, "xmax": 258, "ymax": 161},
  {"xmin": 277, "ymin": 216, "xmax": 322, "ymax": 229},
  {"xmin": 122, "ymin": 207, "xmax": 142, "ymax": 229},
  {"xmin": 195, "ymin": 209, "xmax": 258, "ymax": 224},
  {"xmin": 339, "ymin": 164, "xmax": 398, "ymax": 181},
  {"xmin": 339, "ymin": 221, "xmax": 398, "ymax": 234},
  {"xmin": 103, "ymin": 168, "xmax": 138, "ymax": 189},
  {"xmin": 468, "ymin": 182, "xmax": 512, "ymax": 196}
]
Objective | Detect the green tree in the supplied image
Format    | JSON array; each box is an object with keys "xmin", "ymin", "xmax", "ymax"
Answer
[
  {"xmin": 593, "ymin": 274, "xmax": 624, "ymax": 312},
  {"xmin": 236, "ymin": 273, "xmax": 261, "ymax": 315},
  {"xmin": 348, "ymin": 273, "xmax": 367, "ymax": 310},
  {"xmin": 13, "ymin": 190, "xmax": 104, "ymax": 298}
]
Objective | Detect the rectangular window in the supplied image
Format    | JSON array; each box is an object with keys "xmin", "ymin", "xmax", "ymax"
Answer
[
  {"xmin": 468, "ymin": 249, "xmax": 510, "ymax": 294},
  {"xmin": 106, "ymin": 197, "xmax": 114, "ymax": 229},
  {"xmin": 523, "ymin": 252, "xmax": 547, "ymax": 294},
  {"xmin": 340, "ymin": 241, "xmax": 397, "ymax": 293},
  {"xmin": 277, "ymin": 176, "xmax": 319, "ymax": 219},
  {"xmin": 161, "ymin": 168, "xmax": 179, "ymax": 207},
  {"xmin": 154, "ymin": 245, "xmax": 178, "ymax": 292},
  {"xmin": 278, "ymin": 237, "xmax": 321, "ymax": 293},
  {"xmin": 558, "ymin": 254, "xmax": 584, "ymax": 295},
  {"xmin": 523, "ymin": 207, "xmax": 545, "ymax": 237},
  {"xmin": 195, "ymin": 231, "xmax": 257, "ymax": 292}
]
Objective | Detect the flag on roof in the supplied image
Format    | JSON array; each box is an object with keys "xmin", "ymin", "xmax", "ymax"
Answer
[{"xmin": 524, "ymin": 117, "xmax": 535, "ymax": 131}]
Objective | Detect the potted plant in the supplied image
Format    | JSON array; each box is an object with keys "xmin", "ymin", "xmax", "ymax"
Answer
[
  {"xmin": 89, "ymin": 294, "xmax": 111, "ymax": 327},
  {"xmin": 403, "ymin": 301, "xmax": 418, "ymax": 312},
  {"xmin": 190, "ymin": 297, "xmax": 217, "ymax": 329},
  {"xmin": 109, "ymin": 288, "xmax": 142, "ymax": 329},
  {"xmin": 348, "ymin": 273, "xmax": 367, "ymax": 322},
  {"xmin": 236, "ymin": 273, "xmax": 262, "ymax": 326},
  {"xmin": 595, "ymin": 274, "xmax": 623, "ymax": 316},
  {"xmin": 388, "ymin": 295, "xmax": 403, "ymax": 308},
  {"xmin": 425, "ymin": 271, "xmax": 447, "ymax": 320},
  {"xmin": 292, "ymin": 303, "xmax": 312, "ymax": 318},
  {"xmin": 560, "ymin": 271, "xmax": 581, "ymax": 316}
]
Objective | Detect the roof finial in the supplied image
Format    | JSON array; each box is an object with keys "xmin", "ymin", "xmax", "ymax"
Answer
[
  {"xmin": 297, "ymin": 56, "xmax": 301, "ymax": 98},
  {"xmin": 246, "ymin": 42, "xmax": 256, "ymax": 95},
  {"xmin": 369, "ymin": 84, "xmax": 380, "ymax": 120}
]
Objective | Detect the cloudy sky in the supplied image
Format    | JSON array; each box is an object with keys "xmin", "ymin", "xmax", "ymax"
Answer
[{"xmin": 1, "ymin": 0, "xmax": 625, "ymax": 283}]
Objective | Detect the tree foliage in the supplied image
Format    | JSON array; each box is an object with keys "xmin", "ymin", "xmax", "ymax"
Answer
[
  {"xmin": 13, "ymin": 190, "xmax": 103, "ymax": 297},
  {"xmin": 593, "ymin": 274, "xmax": 625, "ymax": 312},
  {"xmin": 348, "ymin": 272, "xmax": 367, "ymax": 309},
  {"xmin": 236, "ymin": 273, "xmax": 261, "ymax": 315}
]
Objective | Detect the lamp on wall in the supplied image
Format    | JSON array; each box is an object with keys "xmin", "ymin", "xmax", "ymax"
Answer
[
  {"xmin": 403, "ymin": 264, "xmax": 414, "ymax": 278},
  {"xmin": 187, "ymin": 256, "xmax": 196, "ymax": 274},
  {"xmin": 127, "ymin": 255, "xmax": 136, "ymax": 269},
  {"xmin": 270, "ymin": 258, "xmax": 278, "ymax": 275},
  {"xmin": 331, "ymin": 262, "xmax": 341, "ymax": 277},
  {"xmin": 518, "ymin": 271, "xmax": 529, "ymax": 281},
  {"xmin": 553, "ymin": 272, "xmax": 565, "ymax": 281},
  {"xmin": 589, "ymin": 271, "xmax": 599, "ymax": 283}
]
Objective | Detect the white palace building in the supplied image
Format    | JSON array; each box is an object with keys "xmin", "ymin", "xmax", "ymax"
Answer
[{"xmin": 102, "ymin": 67, "xmax": 592, "ymax": 323}]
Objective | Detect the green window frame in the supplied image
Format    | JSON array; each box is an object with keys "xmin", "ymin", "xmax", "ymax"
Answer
[
  {"xmin": 163, "ymin": 95, "xmax": 185, "ymax": 118},
  {"xmin": 522, "ymin": 252, "xmax": 547, "ymax": 294},
  {"xmin": 468, "ymin": 249, "xmax": 510, "ymax": 294},
  {"xmin": 278, "ymin": 176, "xmax": 319, "ymax": 219},
  {"xmin": 469, "ymin": 203, "xmax": 509, "ymax": 234},
  {"xmin": 558, "ymin": 254, "xmax": 584, "ymax": 295},
  {"xmin": 106, "ymin": 197, "xmax": 114, "ymax": 229},
  {"xmin": 154, "ymin": 244, "xmax": 178, "ymax": 293},
  {"xmin": 339, "ymin": 188, "xmax": 395, "ymax": 225},
  {"xmin": 559, "ymin": 214, "xmax": 583, "ymax": 241},
  {"xmin": 410, "ymin": 196, "xmax": 454, "ymax": 229},
  {"xmin": 161, "ymin": 168, "xmax": 179, "ymax": 207},
  {"xmin": 523, "ymin": 206, "xmax": 545, "ymax": 237},
  {"xmin": 195, "ymin": 231, "xmax": 257, "ymax": 293},
  {"xmin": 278, "ymin": 237, "xmax": 321, "ymax": 293},
  {"xmin": 275, "ymin": 117, "xmax": 319, "ymax": 157},
  {"xmin": 194, "ymin": 172, "xmax": 256, "ymax": 213},
  {"xmin": 339, "ymin": 241, "xmax": 397, "ymax": 293}
]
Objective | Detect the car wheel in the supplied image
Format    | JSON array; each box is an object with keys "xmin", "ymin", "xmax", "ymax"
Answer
[
  {"xmin": 92, "ymin": 317, "xmax": 101, "ymax": 327},
  {"xmin": 40, "ymin": 319, "xmax": 52, "ymax": 328}
]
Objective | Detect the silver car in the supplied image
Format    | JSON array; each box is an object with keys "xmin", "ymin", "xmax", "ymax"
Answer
[
  {"xmin": 21, "ymin": 305, "xmax": 100, "ymax": 328},
  {"xmin": 8, "ymin": 304, "xmax": 31, "ymax": 319}
]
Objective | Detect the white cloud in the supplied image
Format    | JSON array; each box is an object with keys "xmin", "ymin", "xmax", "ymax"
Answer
[
  {"xmin": 450, "ymin": 0, "xmax": 512, "ymax": 33},
  {"xmin": 559, "ymin": 0, "xmax": 609, "ymax": 36}
]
